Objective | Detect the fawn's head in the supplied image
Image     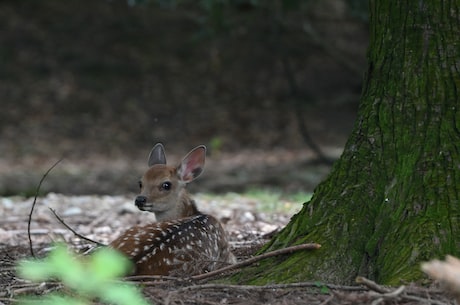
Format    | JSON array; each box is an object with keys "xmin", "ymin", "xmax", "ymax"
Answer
[{"xmin": 135, "ymin": 143, "xmax": 206, "ymax": 220}]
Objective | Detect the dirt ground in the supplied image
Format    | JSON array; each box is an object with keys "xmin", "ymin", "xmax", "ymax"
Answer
[{"xmin": 0, "ymin": 193, "xmax": 457, "ymax": 305}]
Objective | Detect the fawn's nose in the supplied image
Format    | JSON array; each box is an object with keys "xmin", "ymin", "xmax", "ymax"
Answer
[{"xmin": 135, "ymin": 195, "xmax": 147, "ymax": 208}]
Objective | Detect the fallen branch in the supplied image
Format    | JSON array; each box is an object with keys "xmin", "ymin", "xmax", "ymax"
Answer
[
  {"xmin": 192, "ymin": 243, "xmax": 321, "ymax": 281},
  {"xmin": 172, "ymin": 281, "xmax": 364, "ymax": 293},
  {"xmin": 9, "ymin": 282, "xmax": 62, "ymax": 297},
  {"xmin": 49, "ymin": 208, "xmax": 106, "ymax": 247},
  {"xmin": 356, "ymin": 276, "xmax": 449, "ymax": 305},
  {"xmin": 28, "ymin": 158, "xmax": 63, "ymax": 258},
  {"xmin": 124, "ymin": 274, "xmax": 187, "ymax": 285},
  {"xmin": 164, "ymin": 281, "xmax": 363, "ymax": 305},
  {"xmin": 355, "ymin": 276, "xmax": 390, "ymax": 293},
  {"xmin": 318, "ymin": 294, "xmax": 334, "ymax": 305},
  {"xmin": 125, "ymin": 243, "xmax": 321, "ymax": 283},
  {"xmin": 189, "ymin": 243, "xmax": 320, "ymax": 281},
  {"xmin": 368, "ymin": 285, "xmax": 405, "ymax": 305}
]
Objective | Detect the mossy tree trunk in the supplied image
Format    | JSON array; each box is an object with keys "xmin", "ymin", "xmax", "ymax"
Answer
[{"xmin": 234, "ymin": 0, "xmax": 460, "ymax": 285}]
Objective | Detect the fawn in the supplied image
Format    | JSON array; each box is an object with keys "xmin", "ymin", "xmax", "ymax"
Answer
[{"xmin": 109, "ymin": 143, "xmax": 235, "ymax": 276}]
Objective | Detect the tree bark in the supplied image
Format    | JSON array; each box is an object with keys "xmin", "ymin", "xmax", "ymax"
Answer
[{"xmin": 233, "ymin": 0, "xmax": 460, "ymax": 285}]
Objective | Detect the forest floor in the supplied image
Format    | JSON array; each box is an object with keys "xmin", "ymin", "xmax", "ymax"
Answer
[{"xmin": 0, "ymin": 192, "xmax": 456, "ymax": 305}]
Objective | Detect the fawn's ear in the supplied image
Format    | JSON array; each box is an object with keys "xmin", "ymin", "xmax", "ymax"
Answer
[
  {"xmin": 148, "ymin": 143, "xmax": 167, "ymax": 166},
  {"xmin": 177, "ymin": 145, "xmax": 206, "ymax": 183}
]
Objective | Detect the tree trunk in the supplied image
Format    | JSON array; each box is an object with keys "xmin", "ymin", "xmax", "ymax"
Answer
[{"xmin": 233, "ymin": 0, "xmax": 460, "ymax": 285}]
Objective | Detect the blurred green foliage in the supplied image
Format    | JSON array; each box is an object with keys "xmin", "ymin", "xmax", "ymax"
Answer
[{"xmin": 18, "ymin": 244, "xmax": 149, "ymax": 305}]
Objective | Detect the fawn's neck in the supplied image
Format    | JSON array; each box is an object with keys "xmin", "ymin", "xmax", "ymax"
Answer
[
  {"xmin": 177, "ymin": 189, "xmax": 200, "ymax": 217},
  {"xmin": 155, "ymin": 189, "xmax": 200, "ymax": 221}
]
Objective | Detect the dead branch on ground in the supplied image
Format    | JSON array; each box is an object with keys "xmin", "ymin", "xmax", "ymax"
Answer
[
  {"xmin": 49, "ymin": 208, "xmax": 106, "ymax": 247},
  {"xmin": 127, "ymin": 243, "xmax": 321, "ymax": 284},
  {"xmin": 28, "ymin": 158, "xmax": 63, "ymax": 258},
  {"xmin": 356, "ymin": 276, "xmax": 449, "ymax": 305}
]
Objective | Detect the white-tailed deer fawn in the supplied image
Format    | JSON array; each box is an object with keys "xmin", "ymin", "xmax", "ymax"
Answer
[{"xmin": 110, "ymin": 144, "xmax": 235, "ymax": 276}]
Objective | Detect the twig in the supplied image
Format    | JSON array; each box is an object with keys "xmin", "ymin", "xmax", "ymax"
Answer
[
  {"xmin": 355, "ymin": 276, "xmax": 389, "ymax": 293},
  {"xmin": 125, "ymin": 274, "xmax": 186, "ymax": 282},
  {"xmin": 28, "ymin": 158, "xmax": 63, "ymax": 258},
  {"xmin": 191, "ymin": 243, "xmax": 321, "ymax": 281},
  {"xmin": 172, "ymin": 282, "xmax": 364, "ymax": 293},
  {"xmin": 401, "ymin": 294, "xmax": 450, "ymax": 305},
  {"xmin": 281, "ymin": 56, "xmax": 333, "ymax": 165},
  {"xmin": 356, "ymin": 276, "xmax": 449, "ymax": 305},
  {"xmin": 11, "ymin": 282, "xmax": 62, "ymax": 296},
  {"xmin": 49, "ymin": 208, "xmax": 106, "ymax": 247},
  {"xmin": 379, "ymin": 285, "xmax": 405, "ymax": 298},
  {"xmin": 369, "ymin": 285, "xmax": 405, "ymax": 305},
  {"xmin": 125, "ymin": 243, "xmax": 321, "ymax": 284},
  {"xmin": 318, "ymin": 294, "xmax": 334, "ymax": 305},
  {"xmin": 163, "ymin": 281, "xmax": 363, "ymax": 305}
]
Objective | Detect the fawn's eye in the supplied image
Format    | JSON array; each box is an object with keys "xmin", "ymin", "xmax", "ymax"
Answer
[
  {"xmin": 161, "ymin": 181, "xmax": 172, "ymax": 191},
  {"xmin": 138, "ymin": 181, "xmax": 143, "ymax": 189}
]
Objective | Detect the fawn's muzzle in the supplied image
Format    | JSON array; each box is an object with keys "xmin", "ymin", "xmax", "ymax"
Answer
[{"xmin": 135, "ymin": 195, "xmax": 147, "ymax": 208}]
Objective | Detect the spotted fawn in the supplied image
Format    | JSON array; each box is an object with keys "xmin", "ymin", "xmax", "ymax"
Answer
[{"xmin": 109, "ymin": 144, "xmax": 235, "ymax": 276}]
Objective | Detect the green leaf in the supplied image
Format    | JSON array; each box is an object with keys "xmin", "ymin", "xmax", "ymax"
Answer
[
  {"xmin": 100, "ymin": 285, "xmax": 150, "ymax": 305},
  {"xmin": 313, "ymin": 281, "xmax": 330, "ymax": 294},
  {"xmin": 48, "ymin": 244, "xmax": 86, "ymax": 289},
  {"xmin": 17, "ymin": 244, "xmax": 148, "ymax": 305},
  {"xmin": 89, "ymin": 247, "xmax": 132, "ymax": 280},
  {"xmin": 18, "ymin": 259, "xmax": 53, "ymax": 281}
]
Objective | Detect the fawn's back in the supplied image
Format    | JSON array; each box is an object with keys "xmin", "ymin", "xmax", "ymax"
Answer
[
  {"xmin": 109, "ymin": 143, "xmax": 235, "ymax": 276},
  {"xmin": 110, "ymin": 213, "xmax": 234, "ymax": 275}
]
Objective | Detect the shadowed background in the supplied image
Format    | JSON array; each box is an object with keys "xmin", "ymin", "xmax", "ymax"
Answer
[{"xmin": 0, "ymin": 0, "xmax": 368, "ymax": 195}]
